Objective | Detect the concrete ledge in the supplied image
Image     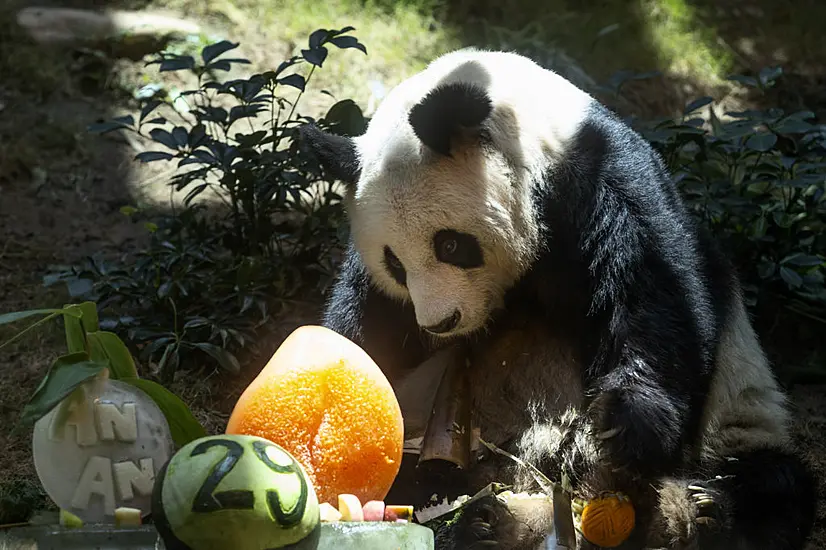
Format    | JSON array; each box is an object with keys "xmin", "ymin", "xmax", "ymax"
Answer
[{"xmin": 0, "ymin": 521, "xmax": 434, "ymax": 550}]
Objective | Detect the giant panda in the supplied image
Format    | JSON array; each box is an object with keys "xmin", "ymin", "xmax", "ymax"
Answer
[{"xmin": 300, "ymin": 49, "xmax": 817, "ymax": 549}]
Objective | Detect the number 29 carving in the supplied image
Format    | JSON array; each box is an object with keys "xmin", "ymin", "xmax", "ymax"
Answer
[{"xmin": 189, "ymin": 438, "xmax": 309, "ymax": 527}]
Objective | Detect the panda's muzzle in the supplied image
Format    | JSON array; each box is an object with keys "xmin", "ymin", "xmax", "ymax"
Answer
[{"xmin": 423, "ymin": 310, "xmax": 461, "ymax": 335}]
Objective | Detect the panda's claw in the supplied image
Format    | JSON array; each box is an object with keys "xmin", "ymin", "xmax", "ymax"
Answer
[
  {"xmin": 695, "ymin": 516, "xmax": 717, "ymax": 526},
  {"xmin": 469, "ymin": 541, "xmax": 499, "ymax": 549},
  {"xmin": 686, "ymin": 480, "xmax": 726, "ymax": 533},
  {"xmin": 476, "ymin": 503, "xmax": 502, "ymax": 526},
  {"xmin": 695, "ymin": 498, "xmax": 715, "ymax": 509},
  {"xmin": 470, "ymin": 520, "xmax": 494, "ymax": 539},
  {"xmin": 597, "ymin": 426, "xmax": 623, "ymax": 440}
]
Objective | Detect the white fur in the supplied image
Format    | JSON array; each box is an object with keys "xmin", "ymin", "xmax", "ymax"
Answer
[
  {"xmin": 700, "ymin": 293, "xmax": 791, "ymax": 458},
  {"xmin": 345, "ymin": 49, "xmax": 595, "ymax": 335}
]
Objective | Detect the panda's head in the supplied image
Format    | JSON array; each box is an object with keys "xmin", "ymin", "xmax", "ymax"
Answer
[{"xmin": 302, "ymin": 50, "xmax": 592, "ymax": 338}]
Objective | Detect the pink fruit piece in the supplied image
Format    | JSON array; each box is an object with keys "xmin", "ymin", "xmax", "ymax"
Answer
[
  {"xmin": 383, "ymin": 505, "xmax": 413, "ymax": 521},
  {"xmin": 362, "ymin": 500, "xmax": 386, "ymax": 521},
  {"xmin": 338, "ymin": 494, "xmax": 364, "ymax": 521}
]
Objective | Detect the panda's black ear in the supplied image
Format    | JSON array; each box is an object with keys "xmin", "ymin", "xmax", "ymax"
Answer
[
  {"xmin": 299, "ymin": 124, "xmax": 361, "ymax": 186},
  {"xmin": 408, "ymin": 82, "xmax": 493, "ymax": 157}
]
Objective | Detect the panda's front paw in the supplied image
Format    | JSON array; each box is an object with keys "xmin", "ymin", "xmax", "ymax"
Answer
[
  {"xmin": 649, "ymin": 477, "xmax": 732, "ymax": 549},
  {"xmin": 587, "ymin": 388, "xmax": 682, "ymax": 476},
  {"xmin": 546, "ymin": 411, "xmax": 600, "ymax": 489},
  {"xmin": 433, "ymin": 495, "xmax": 516, "ymax": 550}
]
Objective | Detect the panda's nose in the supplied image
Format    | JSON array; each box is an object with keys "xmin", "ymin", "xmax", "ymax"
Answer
[{"xmin": 423, "ymin": 310, "xmax": 461, "ymax": 334}]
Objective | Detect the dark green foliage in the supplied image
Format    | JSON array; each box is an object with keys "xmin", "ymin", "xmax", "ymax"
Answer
[
  {"xmin": 627, "ymin": 67, "xmax": 825, "ymax": 374},
  {"xmin": 0, "ymin": 478, "xmax": 53, "ymax": 524},
  {"xmin": 46, "ymin": 29, "xmax": 367, "ymax": 382}
]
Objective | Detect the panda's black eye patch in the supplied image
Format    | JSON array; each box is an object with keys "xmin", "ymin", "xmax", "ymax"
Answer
[
  {"xmin": 434, "ymin": 230, "xmax": 483, "ymax": 269},
  {"xmin": 383, "ymin": 246, "xmax": 407, "ymax": 286}
]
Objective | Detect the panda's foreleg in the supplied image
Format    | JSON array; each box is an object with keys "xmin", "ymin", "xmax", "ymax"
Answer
[
  {"xmin": 648, "ymin": 447, "xmax": 818, "ymax": 550},
  {"xmin": 647, "ymin": 295, "xmax": 819, "ymax": 550},
  {"xmin": 322, "ymin": 243, "xmax": 428, "ymax": 378}
]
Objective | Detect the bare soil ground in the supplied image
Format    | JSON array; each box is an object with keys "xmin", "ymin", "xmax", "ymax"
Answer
[{"xmin": 1, "ymin": 0, "xmax": 825, "ymax": 546}]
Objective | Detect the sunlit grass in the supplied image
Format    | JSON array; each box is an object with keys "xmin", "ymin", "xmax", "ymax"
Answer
[
  {"xmin": 640, "ymin": 0, "xmax": 733, "ymax": 84},
  {"xmin": 151, "ymin": 0, "xmax": 461, "ymax": 115}
]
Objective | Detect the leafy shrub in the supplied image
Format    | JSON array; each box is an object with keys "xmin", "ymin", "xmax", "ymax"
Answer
[
  {"xmin": 628, "ymin": 67, "xmax": 826, "ymax": 372},
  {"xmin": 0, "ymin": 478, "xmax": 52, "ymax": 524},
  {"xmin": 0, "ymin": 302, "xmax": 204, "ymax": 446},
  {"xmin": 46, "ymin": 29, "xmax": 368, "ymax": 382}
]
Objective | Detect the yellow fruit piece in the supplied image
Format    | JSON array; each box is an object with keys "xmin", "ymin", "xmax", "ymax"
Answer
[
  {"xmin": 338, "ymin": 494, "xmax": 364, "ymax": 521},
  {"xmin": 114, "ymin": 507, "xmax": 142, "ymax": 527},
  {"xmin": 59, "ymin": 509, "xmax": 84, "ymax": 529},
  {"xmin": 579, "ymin": 493, "xmax": 635, "ymax": 548}
]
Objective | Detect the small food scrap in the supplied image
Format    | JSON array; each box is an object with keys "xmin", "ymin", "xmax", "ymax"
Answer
[
  {"xmin": 384, "ymin": 505, "xmax": 413, "ymax": 522},
  {"xmin": 114, "ymin": 507, "xmax": 142, "ymax": 527},
  {"xmin": 338, "ymin": 494, "xmax": 365, "ymax": 521},
  {"xmin": 318, "ymin": 494, "xmax": 414, "ymax": 523},
  {"xmin": 362, "ymin": 500, "xmax": 386, "ymax": 521},
  {"xmin": 319, "ymin": 502, "xmax": 343, "ymax": 522}
]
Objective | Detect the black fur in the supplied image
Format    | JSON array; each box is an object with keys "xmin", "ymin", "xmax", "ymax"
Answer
[
  {"xmin": 298, "ymin": 124, "xmax": 361, "ymax": 185},
  {"xmin": 304, "ymin": 68, "xmax": 817, "ymax": 549},
  {"xmin": 408, "ymin": 82, "xmax": 493, "ymax": 156},
  {"xmin": 321, "ymin": 242, "xmax": 427, "ymax": 380},
  {"xmin": 691, "ymin": 448, "xmax": 818, "ymax": 550},
  {"xmin": 493, "ymin": 101, "xmax": 737, "ymax": 481}
]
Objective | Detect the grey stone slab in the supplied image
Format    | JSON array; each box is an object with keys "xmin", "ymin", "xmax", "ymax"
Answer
[{"xmin": 0, "ymin": 522, "xmax": 435, "ymax": 550}]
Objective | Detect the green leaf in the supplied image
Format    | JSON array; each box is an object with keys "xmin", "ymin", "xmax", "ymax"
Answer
[
  {"xmin": 278, "ymin": 74, "xmax": 305, "ymax": 91},
  {"xmin": 0, "ymin": 308, "xmax": 69, "ymax": 326},
  {"xmin": 683, "ymin": 96, "xmax": 713, "ymax": 116},
  {"xmin": 121, "ymin": 378, "xmax": 207, "ymax": 447},
  {"xmin": 149, "ymin": 128, "xmax": 180, "ymax": 150},
  {"xmin": 86, "ymin": 331, "xmax": 139, "ymax": 380},
  {"xmin": 780, "ymin": 266, "xmax": 804, "ymax": 288},
  {"xmin": 308, "ymin": 28, "xmax": 330, "ymax": 49},
  {"xmin": 19, "ymin": 353, "xmax": 108, "ymax": 426},
  {"xmin": 727, "ymin": 74, "xmax": 758, "ymax": 88},
  {"xmin": 328, "ymin": 35, "xmax": 367, "ymax": 55},
  {"xmin": 0, "ymin": 307, "xmax": 82, "ymax": 351},
  {"xmin": 62, "ymin": 302, "xmax": 99, "ymax": 354},
  {"xmin": 781, "ymin": 254, "xmax": 824, "ymax": 268},
  {"xmin": 758, "ymin": 66, "xmax": 783, "ymax": 88},
  {"xmin": 157, "ymin": 56, "xmax": 195, "ymax": 72},
  {"xmin": 301, "ymin": 46, "xmax": 328, "ymax": 67},
  {"xmin": 192, "ymin": 342, "xmax": 240, "ymax": 374},
  {"xmin": 87, "ymin": 115, "xmax": 135, "ymax": 134},
  {"xmin": 745, "ymin": 132, "xmax": 778, "ymax": 152},
  {"xmin": 201, "ymin": 40, "xmax": 240, "ymax": 65},
  {"xmin": 136, "ymin": 151, "xmax": 175, "ymax": 163}
]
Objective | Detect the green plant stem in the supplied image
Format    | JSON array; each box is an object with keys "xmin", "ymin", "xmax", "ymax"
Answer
[{"xmin": 0, "ymin": 311, "xmax": 70, "ymax": 351}]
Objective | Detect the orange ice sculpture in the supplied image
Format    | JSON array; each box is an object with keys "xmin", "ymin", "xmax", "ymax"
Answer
[{"xmin": 225, "ymin": 325, "xmax": 405, "ymax": 506}]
